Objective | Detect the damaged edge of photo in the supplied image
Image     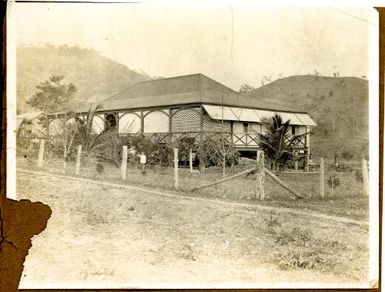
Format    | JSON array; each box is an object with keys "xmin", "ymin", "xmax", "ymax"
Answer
[
  {"xmin": 4, "ymin": 0, "xmax": 381, "ymax": 289},
  {"xmin": 368, "ymin": 6, "xmax": 380, "ymax": 289},
  {"xmin": 6, "ymin": 0, "xmax": 16, "ymax": 200}
]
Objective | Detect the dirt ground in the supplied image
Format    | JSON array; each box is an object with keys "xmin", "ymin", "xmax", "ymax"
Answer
[{"xmin": 16, "ymin": 170, "xmax": 370, "ymax": 289}]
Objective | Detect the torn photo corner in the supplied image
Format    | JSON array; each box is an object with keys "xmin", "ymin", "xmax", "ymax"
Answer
[{"xmin": 5, "ymin": 1, "xmax": 380, "ymax": 289}]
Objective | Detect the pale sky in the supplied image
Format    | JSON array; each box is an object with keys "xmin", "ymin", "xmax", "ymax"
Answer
[{"xmin": 10, "ymin": 3, "xmax": 371, "ymax": 90}]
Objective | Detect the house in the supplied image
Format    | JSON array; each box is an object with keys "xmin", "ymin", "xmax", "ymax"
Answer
[{"xmin": 48, "ymin": 73, "xmax": 316, "ymax": 163}]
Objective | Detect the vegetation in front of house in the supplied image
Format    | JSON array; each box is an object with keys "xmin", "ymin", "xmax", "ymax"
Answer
[
  {"xmin": 16, "ymin": 153, "xmax": 369, "ymax": 222},
  {"xmin": 258, "ymin": 113, "xmax": 309, "ymax": 170}
]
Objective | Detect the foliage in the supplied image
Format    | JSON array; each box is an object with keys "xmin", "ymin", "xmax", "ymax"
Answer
[
  {"xmin": 354, "ymin": 169, "xmax": 363, "ymax": 182},
  {"xmin": 258, "ymin": 113, "xmax": 308, "ymax": 170},
  {"xmin": 196, "ymin": 135, "xmax": 239, "ymax": 167},
  {"xmin": 341, "ymin": 149, "xmax": 354, "ymax": 161},
  {"xmin": 275, "ymin": 227, "xmax": 313, "ymax": 247},
  {"xmin": 327, "ymin": 175, "xmax": 341, "ymax": 189},
  {"xmin": 47, "ymin": 111, "xmax": 80, "ymax": 166},
  {"xmin": 177, "ymin": 137, "xmax": 195, "ymax": 161},
  {"xmin": 121, "ymin": 135, "xmax": 174, "ymax": 166},
  {"xmin": 74, "ymin": 106, "xmax": 121, "ymax": 166},
  {"xmin": 27, "ymin": 75, "xmax": 77, "ymax": 113},
  {"xmin": 238, "ymin": 83, "xmax": 255, "ymax": 94}
]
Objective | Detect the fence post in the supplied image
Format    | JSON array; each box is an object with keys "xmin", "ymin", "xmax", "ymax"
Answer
[
  {"xmin": 174, "ymin": 148, "xmax": 179, "ymax": 190},
  {"xmin": 121, "ymin": 145, "xmax": 128, "ymax": 180},
  {"xmin": 255, "ymin": 150, "xmax": 265, "ymax": 200},
  {"xmin": 75, "ymin": 145, "xmax": 82, "ymax": 176},
  {"xmin": 362, "ymin": 158, "xmax": 369, "ymax": 196},
  {"xmin": 304, "ymin": 148, "xmax": 309, "ymax": 172},
  {"xmin": 37, "ymin": 139, "xmax": 45, "ymax": 168},
  {"xmin": 189, "ymin": 148, "xmax": 193, "ymax": 173},
  {"xmin": 320, "ymin": 157, "xmax": 324, "ymax": 198}
]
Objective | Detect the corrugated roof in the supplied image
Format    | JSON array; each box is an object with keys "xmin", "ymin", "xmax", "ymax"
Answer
[
  {"xmin": 203, "ymin": 105, "xmax": 316, "ymax": 126},
  {"xmin": 97, "ymin": 73, "xmax": 305, "ymax": 113}
]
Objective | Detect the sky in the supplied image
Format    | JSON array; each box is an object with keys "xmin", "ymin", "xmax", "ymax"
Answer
[{"xmin": 10, "ymin": 2, "xmax": 372, "ymax": 90}]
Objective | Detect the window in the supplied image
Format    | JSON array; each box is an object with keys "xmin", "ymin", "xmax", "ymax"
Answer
[
  {"xmin": 105, "ymin": 113, "xmax": 117, "ymax": 129},
  {"xmin": 243, "ymin": 122, "xmax": 248, "ymax": 133},
  {"xmin": 291, "ymin": 125, "xmax": 296, "ymax": 135}
]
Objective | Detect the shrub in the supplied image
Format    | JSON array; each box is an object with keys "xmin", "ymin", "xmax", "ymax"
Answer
[
  {"xmin": 341, "ymin": 149, "xmax": 354, "ymax": 161},
  {"xmin": 121, "ymin": 135, "xmax": 173, "ymax": 167},
  {"xmin": 354, "ymin": 169, "xmax": 363, "ymax": 182},
  {"xmin": 276, "ymin": 249, "xmax": 328, "ymax": 270},
  {"xmin": 197, "ymin": 135, "xmax": 240, "ymax": 167},
  {"xmin": 177, "ymin": 137, "xmax": 195, "ymax": 161},
  {"xmin": 275, "ymin": 227, "xmax": 313, "ymax": 247}
]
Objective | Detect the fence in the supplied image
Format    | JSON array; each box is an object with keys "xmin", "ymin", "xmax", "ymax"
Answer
[{"xmin": 22, "ymin": 138, "xmax": 370, "ymax": 200}]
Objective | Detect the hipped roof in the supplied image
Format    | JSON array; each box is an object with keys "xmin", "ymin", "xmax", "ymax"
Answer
[{"xmin": 98, "ymin": 73, "xmax": 305, "ymax": 114}]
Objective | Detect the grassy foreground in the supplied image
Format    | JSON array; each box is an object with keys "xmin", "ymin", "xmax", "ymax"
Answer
[
  {"xmin": 17, "ymin": 156, "xmax": 369, "ymax": 222},
  {"xmin": 17, "ymin": 169, "xmax": 369, "ymax": 287}
]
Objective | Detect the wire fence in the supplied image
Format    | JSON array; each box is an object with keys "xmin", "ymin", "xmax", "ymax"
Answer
[{"xmin": 17, "ymin": 138, "xmax": 369, "ymax": 202}]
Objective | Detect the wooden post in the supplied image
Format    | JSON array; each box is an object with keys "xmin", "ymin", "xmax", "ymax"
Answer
[
  {"xmin": 174, "ymin": 148, "xmax": 179, "ymax": 189},
  {"xmin": 75, "ymin": 145, "xmax": 82, "ymax": 176},
  {"xmin": 199, "ymin": 105, "xmax": 205, "ymax": 173},
  {"xmin": 189, "ymin": 148, "xmax": 193, "ymax": 173},
  {"xmin": 255, "ymin": 150, "xmax": 265, "ymax": 200},
  {"xmin": 304, "ymin": 148, "xmax": 309, "ymax": 172},
  {"xmin": 320, "ymin": 157, "xmax": 324, "ymax": 198},
  {"xmin": 169, "ymin": 109, "xmax": 173, "ymax": 145},
  {"xmin": 362, "ymin": 158, "xmax": 369, "ymax": 196},
  {"xmin": 37, "ymin": 139, "xmax": 45, "ymax": 168},
  {"xmin": 121, "ymin": 146, "xmax": 128, "ymax": 180}
]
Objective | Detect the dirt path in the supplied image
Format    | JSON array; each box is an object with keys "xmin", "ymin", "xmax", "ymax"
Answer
[
  {"xmin": 16, "ymin": 170, "xmax": 370, "ymax": 288},
  {"xmin": 17, "ymin": 169, "xmax": 369, "ymax": 226}
]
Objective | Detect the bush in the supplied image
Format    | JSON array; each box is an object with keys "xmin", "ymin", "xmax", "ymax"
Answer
[
  {"xmin": 121, "ymin": 135, "xmax": 174, "ymax": 167},
  {"xmin": 327, "ymin": 174, "xmax": 341, "ymax": 189},
  {"xmin": 16, "ymin": 137, "xmax": 40, "ymax": 160},
  {"xmin": 354, "ymin": 169, "xmax": 363, "ymax": 182},
  {"xmin": 177, "ymin": 137, "xmax": 195, "ymax": 161},
  {"xmin": 197, "ymin": 136, "xmax": 240, "ymax": 167},
  {"xmin": 341, "ymin": 149, "xmax": 354, "ymax": 161},
  {"xmin": 275, "ymin": 227, "xmax": 313, "ymax": 247}
]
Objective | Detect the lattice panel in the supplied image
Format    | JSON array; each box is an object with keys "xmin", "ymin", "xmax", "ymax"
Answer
[{"xmin": 171, "ymin": 108, "xmax": 201, "ymax": 132}]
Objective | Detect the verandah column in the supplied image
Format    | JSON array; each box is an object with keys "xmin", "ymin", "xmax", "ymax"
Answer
[
  {"xmin": 305, "ymin": 126, "xmax": 311, "ymax": 171},
  {"xmin": 140, "ymin": 110, "xmax": 144, "ymax": 135},
  {"xmin": 199, "ymin": 105, "xmax": 205, "ymax": 172},
  {"xmin": 169, "ymin": 109, "xmax": 173, "ymax": 145}
]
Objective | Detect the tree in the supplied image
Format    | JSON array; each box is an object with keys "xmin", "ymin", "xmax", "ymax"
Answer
[
  {"xmin": 74, "ymin": 105, "xmax": 119, "ymax": 166},
  {"xmin": 258, "ymin": 113, "xmax": 309, "ymax": 170},
  {"xmin": 238, "ymin": 84, "xmax": 255, "ymax": 94},
  {"xmin": 27, "ymin": 75, "xmax": 77, "ymax": 113},
  {"xmin": 48, "ymin": 111, "xmax": 78, "ymax": 169}
]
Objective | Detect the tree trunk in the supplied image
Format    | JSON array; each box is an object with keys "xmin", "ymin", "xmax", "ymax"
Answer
[
  {"xmin": 222, "ymin": 154, "xmax": 226, "ymax": 179},
  {"xmin": 63, "ymin": 149, "xmax": 67, "ymax": 170}
]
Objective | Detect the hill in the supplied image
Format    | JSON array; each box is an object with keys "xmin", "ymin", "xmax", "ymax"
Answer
[
  {"xmin": 245, "ymin": 75, "xmax": 369, "ymax": 160},
  {"xmin": 17, "ymin": 45, "xmax": 151, "ymax": 113}
]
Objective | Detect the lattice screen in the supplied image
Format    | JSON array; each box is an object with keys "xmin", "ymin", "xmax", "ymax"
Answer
[{"xmin": 171, "ymin": 108, "xmax": 201, "ymax": 132}]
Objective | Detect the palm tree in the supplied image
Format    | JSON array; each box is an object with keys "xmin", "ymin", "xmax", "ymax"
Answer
[
  {"xmin": 74, "ymin": 105, "xmax": 121, "ymax": 167},
  {"xmin": 258, "ymin": 113, "xmax": 309, "ymax": 170}
]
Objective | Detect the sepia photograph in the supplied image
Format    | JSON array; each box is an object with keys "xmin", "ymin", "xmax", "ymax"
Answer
[{"xmin": 5, "ymin": 1, "xmax": 379, "ymax": 289}]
